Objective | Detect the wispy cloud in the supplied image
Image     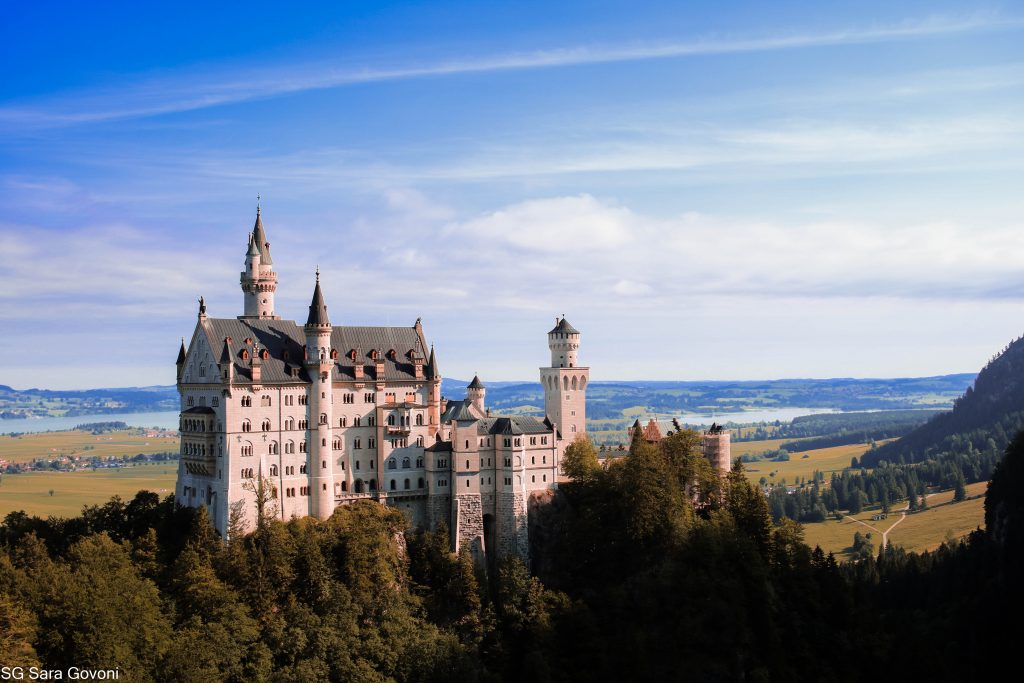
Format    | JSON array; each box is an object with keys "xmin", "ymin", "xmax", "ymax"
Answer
[{"xmin": 1, "ymin": 14, "xmax": 1020, "ymax": 128}]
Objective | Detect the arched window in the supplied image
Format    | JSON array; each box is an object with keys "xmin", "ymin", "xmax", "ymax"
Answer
[
  {"xmin": 339, "ymin": 417, "xmax": 347, "ymax": 427},
  {"xmin": 401, "ymin": 457, "xmax": 410, "ymax": 469},
  {"xmin": 355, "ymin": 479, "xmax": 364, "ymax": 493},
  {"xmin": 269, "ymin": 441, "xmax": 278, "ymax": 455},
  {"xmin": 261, "ymin": 395, "xmax": 271, "ymax": 407},
  {"xmin": 330, "ymin": 349, "xmax": 338, "ymax": 360},
  {"xmin": 261, "ymin": 419, "xmax": 271, "ymax": 431},
  {"xmin": 387, "ymin": 414, "xmax": 396, "ymax": 426},
  {"xmin": 269, "ymin": 464, "xmax": 278, "ymax": 476},
  {"xmin": 241, "ymin": 396, "xmax": 252, "ymax": 407},
  {"xmin": 320, "ymin": 413, "xmax": 327, "ymax": 425},
  {"xmin": 390, "ymin": 479, "xmax": 396, "ymax": 491},
  {"xmin": 286, "ymin": 441, "xmax": 294, "ymax": 454},
  {"xmin": 285, "ymin": 418, "xmax": 294, "ymax": 430},
  {"xmin": 300, "ymin": 440, "xmax": 307, "ymax": 453},
  {"xmin": 387, "ymin": 459, "xmax": 396, "ymax": 470},
  {"xmin": 416, "ymin": 436, "xmax": 424, "ymax": 447},
  {"xmin": 418, "ymin": 478, "xmax": 424, "ymax": 489},
  {"xmin": 404, "ymin": 478, "xmax": 410, "ymax": 490},
  {"xmin": 571, "ymin": 376, "xmax": 578, "ymax": 390},
  {"xmin": 415, "ymin": 413, "xmax": 423, "ymax": 426},
  {"xmin": 341, "ymin": 481, "xmax": 348, "ymax": 492},
  {"xmin": 580, "ymin": 376, "xmax": 587, "ymax": 389},
  {"xmin": 242, "ymin": 420, "xmax": 251, "ymax": 432},
  {"xmin": 333, "ymin": 438, "xmax": 341, "ymax": 450},
  {"xmin": 571, "ymin": 424, "xmax": 577, "ymax": 432},
  {"xmin": 369, "ymin": 478, "xmax": 377, "ymax": 491}
]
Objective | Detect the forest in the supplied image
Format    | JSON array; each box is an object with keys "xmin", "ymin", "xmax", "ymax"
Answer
[{"xmin": 1, "ymin": 427, "xmax": 1022, "ymax": 681}]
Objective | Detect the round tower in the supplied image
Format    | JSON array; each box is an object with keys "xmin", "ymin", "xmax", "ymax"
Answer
[
  {"xmin": 304, "ymin": 271, "xmax": 336, "ymax": 520},
  {"xmin": 239, "ymin": 204, "xmax": 279, "ymax": 319},
  {"xmin": 467, "ymin": 375, "xmax": 486, "ymax": 414},
  {"xmin": 548, "ymin": 316, "xmax": 580, "ymax": 368}
]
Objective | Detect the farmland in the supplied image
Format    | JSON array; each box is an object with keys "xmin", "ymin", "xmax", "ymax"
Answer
[
  {"xmin": 0, "ymin": 428, "xmax": 178, "ymax": 464},
  {"xmin": 0, "ymin": 461, "xmax": 177, "ymax": 518}
]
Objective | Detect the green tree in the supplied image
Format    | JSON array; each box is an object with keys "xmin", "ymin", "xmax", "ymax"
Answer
[
  {"xmin": 953, "ymin": 474, "xmax": 967, "ymax": 503},
  {"xmin": 562, "ymin": 435, "xmax": 600, "ymax": 480}
]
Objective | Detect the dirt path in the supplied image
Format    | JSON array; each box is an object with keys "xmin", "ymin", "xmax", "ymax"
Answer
[{"xmin": 882, "ymin": 506, "xmax": 909, "ymax": 548}]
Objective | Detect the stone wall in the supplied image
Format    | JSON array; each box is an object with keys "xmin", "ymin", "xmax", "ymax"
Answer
[
  {"xmin": 497, "ymin": 490, "xmax": 530, "ymax": 560},
  {"xmin": 453, "ymin": 493, "xmax": 484, "ymax": 561}
]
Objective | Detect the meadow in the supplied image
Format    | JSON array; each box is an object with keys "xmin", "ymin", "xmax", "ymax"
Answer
[
  {"xmin": 0, "ymin": 428, "xmax": 179, "ymax": 463},
  {"xmin": 802, "ymin": 481, "xmax": 987, "ymax": 559},
  {"xmin": 0, "ymin": 461, "xmax": 177, "ymax": 518},
  {"xmin": 740, "ymin": 441, "xmax": 879, "ymax": 484}
]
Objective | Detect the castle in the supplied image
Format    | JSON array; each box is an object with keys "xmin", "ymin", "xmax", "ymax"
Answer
[{"xmin": 174, "ymin": 207, "xmax": 588, "ymax": 560}]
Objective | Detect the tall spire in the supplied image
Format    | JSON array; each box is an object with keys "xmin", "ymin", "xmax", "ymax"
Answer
[
  {"xmin": 426, "ymin": 344, "xmax": 439, "ymax": 379},
  {"xmin": 176, "ymin": 338, "xmax": 186, "ymax": 365},
  {"xmin": 252, "ymin": 204, "xmax": 272, "ymax": 265},
  {"xmin": 305, "ymin": 270, "xmax": 330, "ymax": 327}
]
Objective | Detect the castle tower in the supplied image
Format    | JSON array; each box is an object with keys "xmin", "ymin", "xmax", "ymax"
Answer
[
  {"xmin": 425, "ymin": 345, "xmax": 441, "ymax": 436},
  {"xmin": 467, "ymin": 375, "xmax": 486, "ymax": 414},
  {"xmin": 540, "ymin": 317, "xmax": 589, "ymax": 448},
  {"xmin": 239, "ymin": 205, "xmax": 279, "ymax": 319},
  {"xmin": 304, "ymin": 271, "xmax": 336, "ymax": 520},
  {"xmin": 702, "ymin": 423, "xmax": 732, "ymax": 475}
]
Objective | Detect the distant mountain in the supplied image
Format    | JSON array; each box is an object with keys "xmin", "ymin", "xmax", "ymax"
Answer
[
  {"xmin": 444, "ymin": 375, "xmax": 974, "ymax": 420},
  {"xmin": 865, "ymin": 335, "xmax": 1024, "ymax": 467},
  {"xmin": 0, "ymin": 384, "xmax": 178, "ymax": 419}
]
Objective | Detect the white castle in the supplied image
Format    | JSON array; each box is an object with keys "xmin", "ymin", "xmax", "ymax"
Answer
[{"xmin": 174, "ymin": 207, "xmax": 588, "ymax": 559}]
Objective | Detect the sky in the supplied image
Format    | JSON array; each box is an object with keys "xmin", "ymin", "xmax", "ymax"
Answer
[{"xmin": 1, "ymin": 0, "xmax": 1023, "ymax": 389}]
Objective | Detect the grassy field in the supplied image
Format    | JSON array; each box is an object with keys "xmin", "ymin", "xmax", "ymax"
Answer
[
  {"xmin": 741, "ymin": 441, "xmax": 877, "ymax": 484},
  {"xmin": 802, "ymin": 481, "xmax": 988, "ymax": 559},
  {"xmin": 0, "ymin": 462, "xmax": 177, "ymax": 518},
  {"xmin": 0, "ymin": 429, "xmax": 179, "ymax": 463}
]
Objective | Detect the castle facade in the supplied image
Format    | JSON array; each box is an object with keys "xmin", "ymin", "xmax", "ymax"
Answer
[{"xmin": 174, "ymin": 208, "xmax": 587, "ymax": 559}]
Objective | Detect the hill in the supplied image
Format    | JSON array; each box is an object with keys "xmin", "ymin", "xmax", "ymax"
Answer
[{"xmin": 865, "ymin": 334, "xmax": 1024, "ymax": 467}]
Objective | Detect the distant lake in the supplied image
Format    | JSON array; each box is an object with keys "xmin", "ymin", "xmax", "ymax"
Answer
[
  {"xmin": 672, "ymin": 407, "xmax": 837, "ymax": 426},
  {"xmin": 1, "ymin": 411, "xmax": 181, "ymax": 434},
  {"xmin": 0, "ymin": 406, "xmax": 838, "ymax": 435}
]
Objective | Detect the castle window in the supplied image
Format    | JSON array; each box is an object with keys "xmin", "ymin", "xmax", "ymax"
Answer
[
  {"xmin": 418, "ymin": 478, "xmax": 424, "ymax": 488},
  {"xmin": 404, "ymin": 478, "xmax": 410, "ymax": 490},
  {"xmin": 212, "ymin": 397, "xmax": 219, "ymax": 407},
  {"xmin": 388, "ymin": 414, "xmax": 396, "ymax": 426},
  {"xmin": 416, "ymin": 457, "xmax": 423, "ymax": 467},
  {"xmin": 298, "ymin": 419, "xmax": 308, "ymax": 429},
  {"xmin": 364, "ymin": 393, "xmax": 375, "ymax": 403},
  {"xmin": 370, "ymin": 479, "xmax": 377, "ymax": 491},
  {"xmin": 543, "ymin": 474, "xmax": 547, "ymax": 482},
  {"xmin": 530, "ymin": 437, "xmax": 537, "ymax": 446},
  {"xmin": 241, "ymin": 350, "xmax": 249, "ymax": 361},
  {"xmin": 390, "ymin": 479, "xmax": 396, "ymax": 491},
  {"xmin": 300, "ymin": 464, "xmax": 307, "ymax": 474},
  {"xmin": 387, "ymin": 349, "xmax": 396, "ymax": 360},
  {"xmin": 368, "ymin": 438, "xmax": 376, "ymax": 448},
  {"xmin": 354, "ymin": 416, "xmax": 361, "ymax": 427},
  {"xmin": 298, "ymin": 395, "xmax": 308, "ymax": 406},
  {"xmin": 261, "ymin": 395, "xmax": 271, "ymax": 407},
  {"xmin": 466, "ymin": 480, "xmax": 470, "ymax": 488},
  {"xmin": 503, "ymin": 438, "xmax": 510, "ymax": 447},
  {"xmin": 321, "ymin": 438, "xmax": 326, "ymax": 447},
  {"xmin": 269, "ymin": 441, "xmax": 278, "ymax": 455},
  {"xmin": 355, "ymin": 459, "xmax": 361, "ymax": 469},
  {"xmin": 261, "ymin": 349, "xmax": 269, "ymax": 360},
  {"xmin": 285, "ymin": 418, "xmax": 294, "ymax": 430},
  {"xmin": 368, "ymin": 416, "xmax": 376, "ymax": 426},
  {"xmin": 563, "ymin": 376, "xmax": 569, "ymax": 390},
  {"xmin": 339, "ymin": 417, "xmax": 347, "ymax": 427},
  {"xmin": 355, "ymin": 439, "xmax": 362, "ymax": 449},
  {"xmin": 531, "ymin": 456, "xmax": 535, "ymax": 464},
  {"xmin": 386, "ymin": 392, "xmax": 396, "ymax": 404},
  {"xmin": 341, "ymin": 481, "xmax": 348, "ymax": 492},
  {"xmin": 270, "ymin": 464, "xmax": 278, "ymax": 476},
  {"xmin": 199, "ymin": 365, "xmax": 205, "ymax": 377},
  {"xmin": 402, "ymin": 457, "xmax": 410, "ymax": 469},
  {"xmin": 572, "ymin": 376, "xmax": 578, "ymax": 390},
  {"xmin": 416, "ymin": 436, "xmax": 424, "ymax": 448},
  {"xmin": 343, "ymin": 393, "xmax": 354, "ymax": 404},
  {"xmin": 543, "ymin": 455, "xmax": 547, "ymax": 464},
  {"xmin": 320, "ymin": 413, "xmax": 327, "ymax": 425},
  {"xmin": 370, "ymin": 349, "xmax": 379, "ymax": 360},
  {"xmin": 285, "ymin": 441, "xmax": 294, "ymax": 454},
  {"xmin": 241, "ymin": 396, "xmax": 252, "ymax": 407},
  {"xmin": 415, "ymin": 413, "xmax": 423, "ymax": 426},
  {"xmin": 515, "ymin": 438, "xmax": 521, "ymax": 447},
  {"xmin": 542, "ymin": 437, "xmax": 548, "ymax": 445},
  {"xmin": 466, "ymin": 459, "xmax": 469, "ymax": 469},
  {"xmin": 333, "ymin": 438, "xmax": 341, "ymax": 450},
  {"xmin": 242, "ymin": 420, "xmax": 251, "ymax": 432},
  {"xmin": 388, "ymin": 458, "xmax": 396, "ymax": 470},
  {"xmin": 300, "ymin": 440, "xmax": 307, "ymax": 453},
  {"xmin": 322, "ymin": 460, "xmax": 327, "ymax": 469},
  {"xmin": 330, "ymin": 349, "xmax": 338, "ymax": 360},
  {"xmin": 532, "ymin": 475, "xmax": 536, "ymax": 483},
  {"xmin": 465, "ymin": 440, "xmax": 470, "ymax": 449},
  {"xmin": 261, "ymin": 419, "xmax": 271, "ymax": 431},
  {"xmin": 186, "ymin": 397, "xmax": 195, "ymax": 407},
  {"xmin": 571, "ymin": 425, "xmax": 577, "ymax": 432}
]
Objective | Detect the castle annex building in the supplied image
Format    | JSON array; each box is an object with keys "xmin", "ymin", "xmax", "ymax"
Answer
[{"xmin": 175, "ymin": 208, "xmax": 587, "ymax": 559}]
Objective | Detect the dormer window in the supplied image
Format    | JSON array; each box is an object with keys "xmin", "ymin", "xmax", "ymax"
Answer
[
  {"xmin": 240, "ymin": 349, "xmax": 249, "ymax": 361},
  {"xmin": 330, "ymin": 349, "xmax": 339, "ymax": 360},
  {"xmin": 260, "ymin": 349, "xmax": 269, "ymax": 360},
  {"xmin": 387, "ymin": 349, "xmax": 396, "ymax": 361},
  {"xmin": 370, "ymin": 349, "xmax": 380, "ymax": 360}
]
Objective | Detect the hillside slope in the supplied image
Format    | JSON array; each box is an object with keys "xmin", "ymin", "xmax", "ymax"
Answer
[{"xmin": 865, "ymin": 335, "xmax": 1024, "ymax": 467}]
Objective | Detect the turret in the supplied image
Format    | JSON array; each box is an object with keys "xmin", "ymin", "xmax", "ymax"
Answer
[
  {"xmin": 218, "ymin": 337, "xmax": 235, "ymax": 384},
  {"xmin": 304, "ymin": 271, "xmax": 335, "ymax": 520},
  {"xmin": 175, "ymin": 338, "xmax": 186, "ymax": 382},
  {"xmin": 239, "ymin": 204, "xmax": 279, "ymax": 319},
  {"xmin": 548, "ymin": 316, "xmax": 580, "ymax": 368},
  {"xmin": 467, "ymin": 375, "xmax": 486, "ymax": 413}
]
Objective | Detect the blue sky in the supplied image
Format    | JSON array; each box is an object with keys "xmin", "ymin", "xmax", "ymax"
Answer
[{"xmin": 2, "ymin": 1, "xmax": 1023, "ymax": 389}]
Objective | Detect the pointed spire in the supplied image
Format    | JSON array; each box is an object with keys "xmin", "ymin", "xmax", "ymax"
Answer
[
  {"xmin": 252, "ymin": 204, "xmax": 272, "ymax": 265},
  {"xmin": 426, "ymin": 344, "xmax": 439, "ymax": 379},
  {"xmin": 219, "ymin": 337, "xmax": 232, "ymax": 364},
  {"xmin": 246, "ymin": 231, "xmax": 259, "ymax": 258},
  {"xmin": 305, "ymin": 270, "xmax": 330, "ymax": 327},
  {"xmin": 176, "ymin": 338, "xmax": 186, "ymax": 365},
  {"xmin": 468, "ymin": 375, "xmax": 484, "ymax": 390}
]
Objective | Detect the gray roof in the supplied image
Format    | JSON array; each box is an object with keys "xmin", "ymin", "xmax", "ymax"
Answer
[
  {"xmin": 201, "ymin": 318, "xmax": 429, "ymax": 384},
  {"xmin": 252, "ymin": 209, "xmax": 272, "ymax": 265},
  {"xmin": 477, "ymin": 415, "xmax": 553, "ymax": 436},
  {"xmin": 305, "ymin": 274, "xmax": 330, "ymax": 327},
  {"xmin": 440, "ymin": 398, "xmax": 482, "ymax": 423},
  {"xmin": 182, "ymin": 406, "xmax": 215, "ymax": 415},
  {"xmin": 425, "ymin": 345, "xmax": 439, "ymax": 380},
  {"xmin": 467, "ymin": 375, "xmax": 485, "ymax": 390},
  {"xmin": 548, "ymin": 317, "xmax": 579, "ymax": 335},
  {"xmin": 176, "ymin": 339, "xmax": 186, "ymax": 365},
  {"xmin": 246, "ymin": 232, "xmax": 260, "ymax": 258}
]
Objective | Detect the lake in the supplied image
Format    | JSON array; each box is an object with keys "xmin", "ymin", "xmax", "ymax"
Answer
[{"xmin": 1, "ymin": 410, "xmax": 181, "ymax": 434}]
